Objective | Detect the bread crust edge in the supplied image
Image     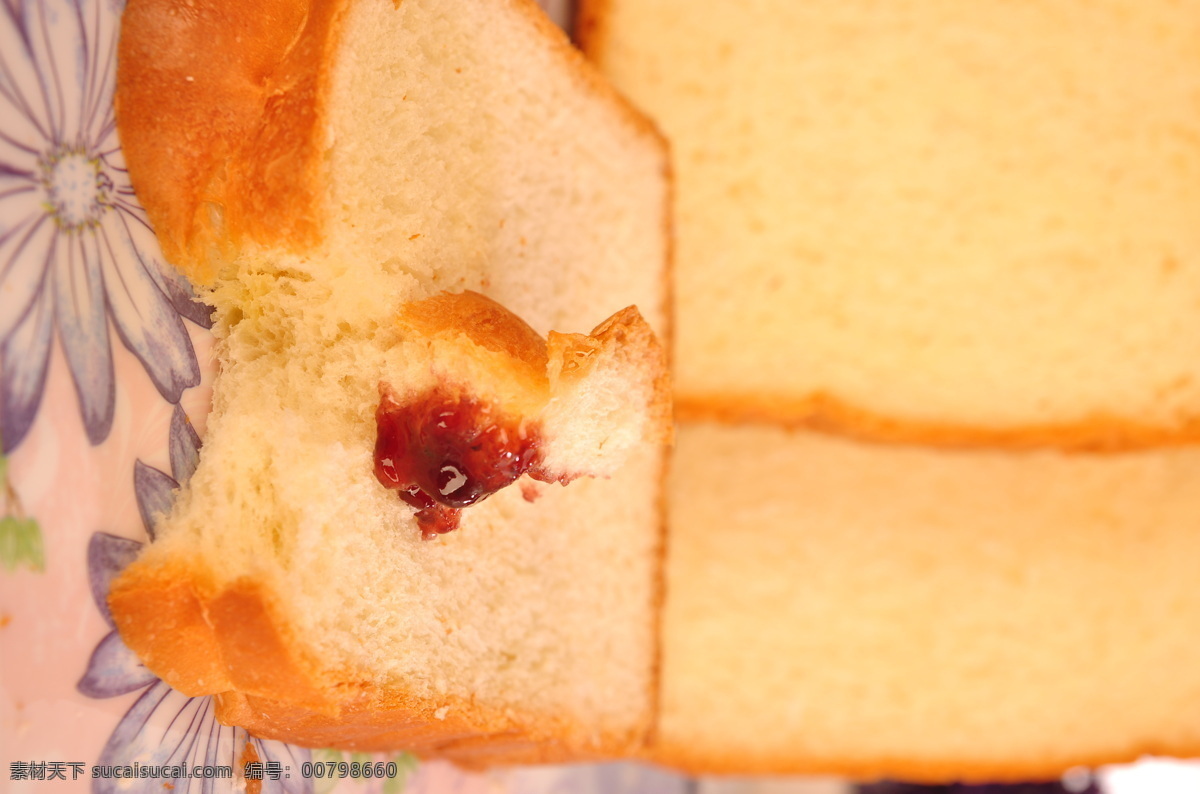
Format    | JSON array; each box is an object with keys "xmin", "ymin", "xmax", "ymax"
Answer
[
  {"xmin": 644, "ymin": 740, "xmax": 1200, "ymax": 784},
  {"xmin": 573, "ymin": 0, "xmax": 611, "ymax": 66},
  {"xmin": 109, "ymin": 554, "xmax": 650, "ymax": 763},
  {"xmin": 117, "ymin": 0, "xmax": 668, "ymax": 289},
  {"xmin": 676, "ymin": 393, "xmax": 1200, "ymax": 452}
]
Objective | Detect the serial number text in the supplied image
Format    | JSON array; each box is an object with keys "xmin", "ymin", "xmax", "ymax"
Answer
[{"xmin": 300, "ymin": 761, "xmax": 399, "ymax": 779}]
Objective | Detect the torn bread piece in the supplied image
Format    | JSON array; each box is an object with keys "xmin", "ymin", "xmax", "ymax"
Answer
[
  {"xmin": 110, "ymin": 0, "xmax": 670, "ymax": 763},
  {"xmin": 376, "ymin": 291, "xmax": 668, "ymax": 538}
]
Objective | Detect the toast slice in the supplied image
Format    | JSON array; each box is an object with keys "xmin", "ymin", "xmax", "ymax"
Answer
[
  {"xmin": 580, "ymin": 0, "xmax": 1200, "ymax": 779},
  {"xmin": 581, "ymin": 0, "xmax": 1200, "ymax": 449},
  {"xmin": 110, "ymin": 0, "xmax": 670, "ymax": 762},
  {"xmin": 659, "ymin": 423, "xmax": 1200, "ymax": 780}
]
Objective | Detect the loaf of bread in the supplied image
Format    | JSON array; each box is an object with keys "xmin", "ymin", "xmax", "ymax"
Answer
[
  {"xmin": 581, "ymin": 0, "xmax": 1200, "ymax": 780},
  {"xmin": 109, "ymin": 0, "xmax": 670, "ymax": 763},
  {"xmin": 581, "ymin": 0, "xmax": 1200, "ymax": 449},
  {"xmin": 660, "ymin": 423, "xmax": 1200, "ymax": 780}
]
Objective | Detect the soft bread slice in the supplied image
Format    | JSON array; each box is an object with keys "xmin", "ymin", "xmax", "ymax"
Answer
[
  {"xmin": 659, "ymin": 423, "xmax": 1200, "ymax": 780},
  {"xmin": 581, "ymin": 0, "xmax": 1200, "ymax": 449},
  {"xmin": 110, "ymin": 0, "xmax": 669, "ymax": 762}
]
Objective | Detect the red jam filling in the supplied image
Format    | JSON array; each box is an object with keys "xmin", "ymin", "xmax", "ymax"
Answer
[{"xmin": 373, "ymin": 384, "xmax": 546, "ymax": 539}]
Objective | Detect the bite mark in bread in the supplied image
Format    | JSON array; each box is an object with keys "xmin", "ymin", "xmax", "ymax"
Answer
[
  {"xmin": 374, "ymin": 291, "xmax": 666, "ymax": 539},
  {"xmin": 112, "ymin": 0, "xmax": 672, "ymax": 760}
]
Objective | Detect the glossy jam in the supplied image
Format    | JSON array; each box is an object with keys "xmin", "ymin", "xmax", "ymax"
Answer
[{"xmin": 374, "ymin": 384, "xmax": 544, "ymax": 539}]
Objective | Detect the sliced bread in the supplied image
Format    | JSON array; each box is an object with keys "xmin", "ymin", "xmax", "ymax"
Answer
[
  {"xmin": 110, "ymin": 0, "xmax": 670, "ymax": 762},
  {"xmin": 659, "ymin": 423, "xmax": 1200, "ymax": 780},
  {"xmin": 581, "ymin": 0, "xmax": 1200, "ymax": 448}
]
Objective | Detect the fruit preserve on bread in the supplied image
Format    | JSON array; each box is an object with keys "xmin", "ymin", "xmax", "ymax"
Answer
[
  {"xmin": 374, "ymin": 383, "xmax": 555, "ymax": 539},
  {"xmin": 369, "ymin": 289, "xmax": 667, "ymax": 540}
]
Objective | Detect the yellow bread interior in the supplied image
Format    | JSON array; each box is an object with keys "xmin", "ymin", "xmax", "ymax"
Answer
[
  {"xmin": 112, "ymin": 0, "xmax": 669, "ymax": 758},
  {"xmin": 659, "ymin": 423, "xmax": 1200, "ymax": 779},
  {"xmin": 584, "ymin": 0, "xmax": 1200, "ymax": 447}
]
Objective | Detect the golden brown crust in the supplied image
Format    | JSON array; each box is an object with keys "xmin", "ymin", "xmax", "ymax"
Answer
[
  {"xmin": 111, "ymin": 556, "xmax": 642, "ymax": 761},
  {"xmin": 402, "ymin": 292, "xmax": 669, "ymax": 449},
  {"xmin": 109, "ymin": 558, "xmax": 336, "ymax": 709},
  {"xmin": 641, "ymin": 431, "xmax": 671, "ymax": 754},
  {"xmin": 642, "ymin": 62, "xmax": 673, "ymax": 735},
  {"xmin": 574, "ymin": 0, "xmax": 612, "ymax": 64},
  {"xmin": 678, "ymin": 392, "xmax": 1200, "ymax": 452},
  {"xmin": 647, "ymin": 740, "xmax": 1200, "ymax": 784},
  {"xmin": 400, "ymin": 290, "xmax": 550, "ymax": 388},
  {"xmin": 118, "ymin": 0, "xmax": 666, "ymax": 289},
  {"xmin": 116, "ymin": 0, "xmax": 348, "ymax": 284},
  {"xmin": 217, "ymin": 692, "xmax": 539, "ymax": 756},
  {"xmin": 107, "ymin": 559, "xmax": 232, "ymax": 696},
  {"xmin": 657, "ymin": 142, "xmax": 676, "ymax": 435},
  {"xmin": 218, "ymin": 690, "xmax": 636, "ymax": 766}
]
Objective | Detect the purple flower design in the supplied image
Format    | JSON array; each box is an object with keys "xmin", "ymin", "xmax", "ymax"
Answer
[
  {"xmin": 0, "ymin": 0, "xmax": 211, "ymax": 453},
  {"xmin": 78, "ymin": 405, "xmax": 312, "ymax": 793},
  {"xmin": 504, "ymin": 764, "xmax": 693, "ymax": 794}
]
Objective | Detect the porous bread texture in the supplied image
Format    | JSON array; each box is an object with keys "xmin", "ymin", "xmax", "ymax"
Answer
[
  {"xmin": 581, "ymin": 0, "xmax": 1200, "ymax": 448},
  {"xmin": 111, "ymin": 0, "xmax": 669, "ymax": 760},
  {"xmin": 659, "ymin": 423, "xmax": 1200, "ymax": 780},
  {"xmin": 542, "ymin": 305, "xmax": 672, "ymax": 478},
  {"xmin": 393, "ymin": 291, "xmax": 669, "ymax": 479}
]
